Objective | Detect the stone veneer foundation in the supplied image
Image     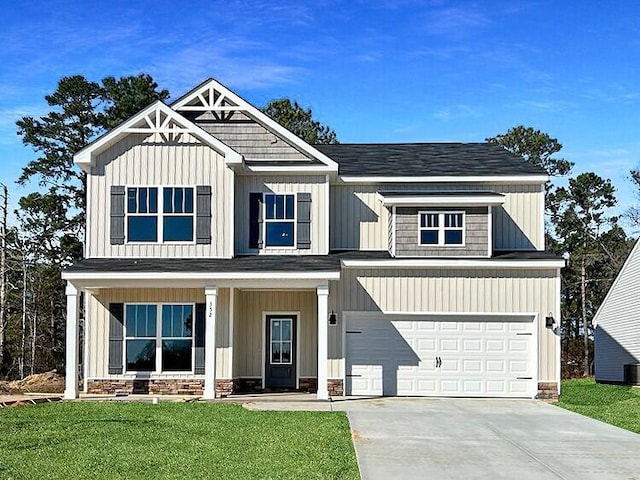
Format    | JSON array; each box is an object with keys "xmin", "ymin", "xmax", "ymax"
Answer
[
  {"xmin": 537, "ymin": 382, "xmax": 559, "ymax": 400},
  {"xmin": 87, "ymin": 379, "xmax": 234, "ymax": 397}
]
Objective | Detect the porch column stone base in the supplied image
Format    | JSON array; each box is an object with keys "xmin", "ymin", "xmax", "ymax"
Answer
[
  {"xmin": 215, "ymin": 379, "xmax": 234, "ymax": 397},
  {"xmin": 327, "ymin": 379, "xmax": 344, "ymax": 396},
  {"xmin": 537, "ymin": 382, "xmax": 559, "ymax": 400}
]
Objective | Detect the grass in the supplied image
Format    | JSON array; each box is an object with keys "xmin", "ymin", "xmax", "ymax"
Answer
[
  {"xmin": 0, "ymin": 402, "xmax": 360, "ymax": 480},
  {"xmin": 556, "ymin": 378, "xmax": 640, "ymax": 434}
]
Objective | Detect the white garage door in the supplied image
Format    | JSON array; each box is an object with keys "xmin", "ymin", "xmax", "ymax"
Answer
[{"xmin": 346, "ymin": 315, "xmax": 536, "ymax": 398}]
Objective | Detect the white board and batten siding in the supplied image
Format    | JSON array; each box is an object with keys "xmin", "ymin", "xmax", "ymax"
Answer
[
  {"xmin": 87, "ymin": 133, "xmax": 234, "ymax": 258},
  {"xmin": 330, "ymin": 183, "xmax": 544, "ymax": 252},
  {"xmin": 86, "ymin": 288, "xmax": 232, "ymax": 380},
  {"xmin": 235, "ymin": 174, "xmax": 329, "ymax": 255},
  {"xmin": 594, "ymin": 240, "xmax": 640, "ymax": 382},
  {"xmin": 232, "ymin": 290, "xmax": 318, "ymax": 381},
  {"xmin": 327, "ymin": 268, "xmax": 559, "ymax": 384}
]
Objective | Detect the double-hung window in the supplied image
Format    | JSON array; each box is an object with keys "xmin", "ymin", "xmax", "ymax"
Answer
[
  {"xmin": 125, "ymin": 304, "xmax": 157, "ymax": 371},
  {"xmin": 127, "ymin": 187, "xmax": 158, "ymax": 242},
  {"xmin": 126, "ymin": 187, "xmax": 195, "ymax": 242},
  {"xmin": 264, "ymin": 193, "xmax": 295, "ymax": 247},
  {"xmin": 125, "ymin": 304, "xmax": 194, "ymax": 373},
  {"xmin": 163, "ymin": 187, "xmax": 194, "ymax": 241},
  {"xmin": 419, "ymin": 211, "xmax": 465, "ymax": 246}
]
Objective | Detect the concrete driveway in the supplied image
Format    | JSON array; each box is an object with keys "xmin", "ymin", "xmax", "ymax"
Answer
[{"xmin": 334, "ymin": 397, "xmax": 640, "ymax": 480}]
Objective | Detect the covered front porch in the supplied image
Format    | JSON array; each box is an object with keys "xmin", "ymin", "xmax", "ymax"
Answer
[{"xmin": 61, "ymin": 257, "xmax": 342, "ymax": 401}]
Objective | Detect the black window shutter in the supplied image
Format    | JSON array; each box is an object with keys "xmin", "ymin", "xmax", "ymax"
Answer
[
  {"xmin": 108, "ymin": 303, "xmax": 124, "ymax": 374},
  {"xmin": 194, "ymin": 303, "xmax": 206, "ymax": 374},
  {"xmin": 249, "ymin": 193, "xmax": 264, "ymax": 249},
  {"xmin": 196, "ymin": 186, "xmax": 212, "ymax": 244},
  {"xmin": 110, "ymin": 186, "xmax": 125, "ymax": 245},
  {"xmin": 297, "ymin": 192, "xmax": 312, "ymax": 249}
]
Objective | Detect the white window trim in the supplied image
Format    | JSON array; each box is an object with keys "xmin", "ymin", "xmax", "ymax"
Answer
[
  {"xmin": 263, "ymin": 192, "xmax": 297, "ymax": 249},
  {"xmin": 269, "ymin": 317, "xmax": 293, "ymax": 365},
  {"xmin": 123, "ymin": 302, "xmax": 196, "ymax": 374},
  {"xmin": 125, "ymin": 186, "xmax": 197, "ymax": 245},
  {"xmin": 418, "ymin": 211, "xmax": 466, "ymax": 247}
]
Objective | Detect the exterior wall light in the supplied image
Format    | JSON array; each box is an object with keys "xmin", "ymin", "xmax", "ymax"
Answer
[
  {"xmin": 545, "ymin": 314, "xmax": 555, "ymax": 328},
  {"xmin": 328, "ymin": 311, "xmax": 337, "ymax": 326}
]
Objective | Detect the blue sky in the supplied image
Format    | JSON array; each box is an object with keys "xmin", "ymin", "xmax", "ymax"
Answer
[{"xmin": 1, "ymin": 0, "xmax": 639, "ymax": 227}]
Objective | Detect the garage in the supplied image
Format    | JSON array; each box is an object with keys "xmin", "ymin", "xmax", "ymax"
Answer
[{"xmin": 345, "ymin": 314, "xmax": 536, "ymax": 398}]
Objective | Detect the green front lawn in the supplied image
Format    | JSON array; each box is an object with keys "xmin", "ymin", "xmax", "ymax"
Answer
[
  {"xmin": 0, "ymin": 402, "xmax": 359, "ymax": 480},
  {"xmin": 557, "ymin": 378, "xmax": 640, "ymax": 434}
]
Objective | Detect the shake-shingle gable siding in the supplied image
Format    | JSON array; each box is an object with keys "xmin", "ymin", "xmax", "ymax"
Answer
[{"xmin": 186, "ymin": 110, "xmax": 315, "ymax": 162}]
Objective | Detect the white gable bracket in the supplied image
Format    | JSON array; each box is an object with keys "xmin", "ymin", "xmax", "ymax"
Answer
[
  {"xmin": 172, "ymin": 78, "xmax": 338, "ymax": 172},
  {"xmin": 74, "ymin": 101, "xmax": 243, "ymax": 170}
]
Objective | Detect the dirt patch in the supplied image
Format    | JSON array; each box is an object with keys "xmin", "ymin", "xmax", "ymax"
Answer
[
  {"xmin": 0, "ymin": 371, "xmax": 64, "ymax": 394},
  {"xmin": 351, "ymin": 428, "xmax": 366, "ymax": 442}
]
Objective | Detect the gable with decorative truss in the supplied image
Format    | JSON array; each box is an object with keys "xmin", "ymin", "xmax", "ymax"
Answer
[
  {"xmin": 172, "ymin": 78, "xmax": 338, "ymax": 171},
  {"xmin": 74, "ymin": 101, "xmax": 242, "ymax": 171}
]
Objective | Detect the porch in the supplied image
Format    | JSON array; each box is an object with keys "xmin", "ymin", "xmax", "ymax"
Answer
[{"xmin": 61, "ymin": 257, "xmax": 343, "ymax": 401}]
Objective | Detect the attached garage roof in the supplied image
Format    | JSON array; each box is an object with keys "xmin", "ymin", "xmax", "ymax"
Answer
[{"xmin": 315, "ymin": 143, "xmax": 547, "ymax": 177}]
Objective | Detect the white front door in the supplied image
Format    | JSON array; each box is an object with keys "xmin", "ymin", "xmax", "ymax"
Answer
[{"xmin": 346, "ymin": 315, "xmax": 535, "ymax": 398}]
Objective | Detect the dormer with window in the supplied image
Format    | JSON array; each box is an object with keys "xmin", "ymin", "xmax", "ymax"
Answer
[{"xmin": 380, "ymin": 190, "xmax": 506, "ymax": 258}]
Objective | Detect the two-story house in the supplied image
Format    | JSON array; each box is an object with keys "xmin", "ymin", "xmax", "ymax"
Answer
[{"xmin": 62, "ymin": 78, "xmax": 563, "ymax": 401}]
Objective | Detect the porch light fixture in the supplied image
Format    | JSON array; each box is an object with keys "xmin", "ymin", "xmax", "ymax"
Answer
[
  {"xmin": 328, "ymin": 311, "xmax": 338, "ymax": 326},
  {"xmin": 545, "ymin": 314, "xmax": 555, "ymax": 328}
]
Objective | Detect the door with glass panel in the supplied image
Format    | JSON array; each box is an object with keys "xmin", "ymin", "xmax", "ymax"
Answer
[{"xmin": 265, "ymin": 315, "xmax": 297, "ymax": 389}]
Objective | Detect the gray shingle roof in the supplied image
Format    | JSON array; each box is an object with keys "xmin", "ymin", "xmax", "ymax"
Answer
[
  {"xmin": 64, "ymin": 250, "xmax": 562, "ymax": 274},
  {"xmin": 315, "ymin": 143, "xmax": 546, "ymax": 177}
]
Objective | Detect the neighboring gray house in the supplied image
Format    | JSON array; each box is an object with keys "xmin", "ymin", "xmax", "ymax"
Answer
[
  {"xmin": 594, "ymin": 239, "xmax": 640, "ymax": 384},
  {"xmin": 61, "ymin": 78, "xmax": 564, "ymax": 401}
]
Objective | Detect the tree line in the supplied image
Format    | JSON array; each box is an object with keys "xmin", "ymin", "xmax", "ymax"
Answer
[{"xmin": 0, "ymin": 74, "xmax": 635, "ymax": 380}]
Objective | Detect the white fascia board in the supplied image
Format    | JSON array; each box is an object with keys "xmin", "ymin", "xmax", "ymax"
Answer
[
  {"xmin": 61, "ymin": 270, "xmax": 341, "ymax": 281},
  {"xmin": 340, "ymin": 175, "xmax": 549, "ymax": 184},
  {"xmin": 172, "ymin": 79, "xmax": 338, "ymax": 171},
  {"xmin": 378, "ymin": 194, "xmax": 505, "ymax": 207},
  {"xmin": 245, "ymin": 164, "xmax": 335, "ymax": 174},
  {"xmin": 73, "ymin": 101, "xmax": 243, "ymax": 169},
  {"xmin": 341, "ymin": 259, "xmax": 565, "ymax": 269}
]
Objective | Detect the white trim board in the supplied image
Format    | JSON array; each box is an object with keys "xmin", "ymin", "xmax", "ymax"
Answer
[
  {"xmin": 379, "ymin": 194, "xmax": 505, "ymax": 207},
  {"xmin": 339, "ymin": 175, "xmax": 549, "ymax": 184},
  {"xmin": 62, "ymin": 271, "xmax": 341, "ymax": 281},
  {"xmin": 341, "ymin": 259, "xmax": 565, "ymax": 269}
]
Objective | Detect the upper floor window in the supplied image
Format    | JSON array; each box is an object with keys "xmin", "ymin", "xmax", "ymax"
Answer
[
  {"xmin": 163, "ymin": 187, "xmax": 194, "ymax": 242},
  {"xmin": 127, "ymin": 187, "xmax": 158, "ymax": 242},
  {"xmin": 265, "ymin": 193, "xmax": 295, "ymax": 247},
  {"xmin": 126, "ymin": 187, "xmax": 194, "ymax": 242},
  {"xmin": 419, "ymin": 211, "xmax": 464, "ymax": 246}
]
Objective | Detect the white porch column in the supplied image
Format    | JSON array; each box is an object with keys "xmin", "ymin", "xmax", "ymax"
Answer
[
  {"xmin": 316, "ymin": 285, "xmax": 329, "ymax": 400},
  {"xmin": 64, "ymin": 282, "xmax": 79, "ymax": 400},
  {"xmin": 203, "ymin": 286, "xmax": 218, "ymax": 399}
]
